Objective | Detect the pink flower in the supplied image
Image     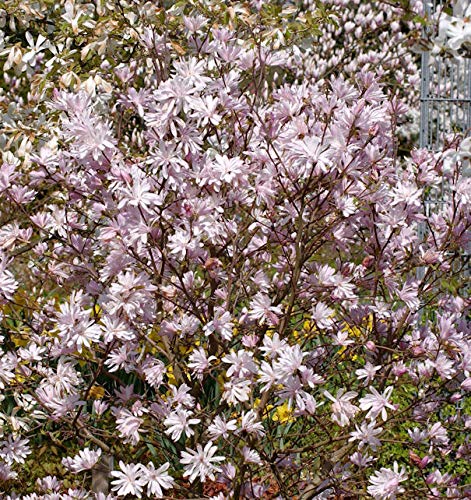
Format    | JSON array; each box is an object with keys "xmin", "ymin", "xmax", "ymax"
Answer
[
  {"xmin": 324, "ymin": 389, "xmax": 359, "ymax": 427},
  {"xmin": 275, "ymin": 344, "xmax": 306, "ymax": 377},
  {"xmin": 0, "ymin": 462, "xmax": 17, "ymax": 481},
  {"xmin": 238, "ymin": 410, "xmax": 265, "ymax": 437},
  {"xmin": 110, "ymin": 461, "xmax": 146, "ymax": 498},
  {"xmin": 115, "ymin": 408, "xmax": 144, "ymax": 445},
  {"xmin": 163, "ymin": 408, "xmax": 201, "ymax": 441},
  {"xmin": 203, "ymin": 308, "xmax": 234, "ymax": 341},
  {"xmin": 62, "ymin": 448, "xmax": 102, "ymax": 473},
  {"xmin": 180, "ymin": 441, "xmax": 225, "ymax": 483},
  {"xmin": 259, "ymin": 332, "xmax": 287, "ymax": 358},
  {"xmin": 248, "ymin": 293, "xmax": 282, "ymax": 326},
  {"xmin": 349, "ymin": 421, "xmax": 383, "ymax": 451},
  {"xmin": 311, "ymin": 302, "xmax": 335, "ymax": 330},
  {"xmin": 359, "ymin": 386, "xmax": 397, "ymax": 422},
  {"xmin": 367, "ymin": 462, "xmax": 408, "ymax": 499},
  {"xmin": 213, "ymin": 154, "xmax": 245, "ymax": 184},
  {"xmin": 188, "ymin": 347, "xmax": 216, "ymax": 380},
  {"xmin": 355, "ymin": 362, "xmax": 381, "ymax": 384},
  {"xmin": 222, "ymin": 349, "xmax": 257, "ymax": 378},
  {"xmin": 207, "ymin": 415, "xmax": 238, "ymax": 439},
  {"xmin": 141, "ymin": 462, "xmax": 174, "ymax": 498},
  {"xmin": 222, "ymin": 379, "xmax": 252, "ymax": 405},
  {"xmin": 397, "ymin": 280, "xmax": 420, "ymax": 311},
  {"xmin": 0, "ymin": 436, "xmax": 31, "ymax": 465},
  {"xmin": 0, "ymin": 253, "xmax": 18, "ymax": 301}
]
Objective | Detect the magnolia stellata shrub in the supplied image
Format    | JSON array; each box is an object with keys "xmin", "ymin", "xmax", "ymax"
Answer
[
  {"xmin": 0, "ymin": 0, "xmax": 424, "ymax": 156},
  {"xmin": 290, "ymin": 0, "xmax": 425, "ymax": 154},
  {"xmin": 427, "ymin": 0, "xmax": 471, "ymax": 56},
  {"xmin": 293, "ymin": 0, "xmax": 422, "ymax": 91},
  {"xmin": 0, "ymin": 0, "xmax": 470, "ymax": 499}
]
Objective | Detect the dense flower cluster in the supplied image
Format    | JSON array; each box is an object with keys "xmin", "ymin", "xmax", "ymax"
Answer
[
  {"xmin": 432, "ymin": 0, "xmax": 471, "ymax": 55},
  {"xmin": 0, "ymin": 0, "xmax": 469, "ymax": 498}
]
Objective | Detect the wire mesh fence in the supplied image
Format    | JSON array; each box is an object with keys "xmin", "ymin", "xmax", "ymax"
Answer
[
  {"xmin": 418, "ymin": 0, "xmax": 470, "ymax": 289},
  {"xmin": 420, "ymin": 56, "xmax": 471, "ymax": 149},
  {"xmin": 420, "ymin": 0, "xmax": 471, "ymax": 149}
]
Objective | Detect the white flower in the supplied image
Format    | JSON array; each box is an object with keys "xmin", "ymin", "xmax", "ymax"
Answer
[
  {"xmin": 191, "ymin": 95, "xmax": 222, "ymax": 126},
  {"xmin": 153, "ymin": 76, "xmax": 202, "ymax": 116},
  {"xmin": 0, "ymin": 353, "xmax": 17, "ymax": 390},
  {"xmin": 241, "ymin": 446, "xmax": 262, "ymax": 464},
  {"xmin": 367, "ymin": 462, "xmax": 408, "ymax": 499},
  {"xmin": 61, "ymin": 0, "xmax": 83, "ymax": 34},
  {"xmin": 213, "ymin": 154, "xmax": 245, "ymax": 184},
  {"xmin": 428, "ymin": 422, "xmax": 449, "ymax": 446},
  {"xmin": 222, "ymin": 379, "xmax": 252, "ymax": 405},
  {"xmin": 141, "ymin": 462, "xmax": 174, "ymax": 498},
  {"xmin": 221, "ymin": 350, "xmax": 257, "ymax": 378},
  {"xmin": 188, "ymin": 347, "xmax": 216, "ymax": 380},
  {"xmin": 182, "ymin": 15, "xmax": 208, "ymax": 34},
  {"xmin": 115, "ymin": 409, "xmax": 144, "ymax": 445},
  {"xmin": 311, "ymin": 302, "xmax": 335, "ymax": 330},
  {"xmin": 207, "ymin": 415, "xmax": 238, "ymax": 439},
  {"xmin": 359, "ymin": 386, "xmax": 396, "ymax": 422},
  {"xmin": 238, "ymin": 410, "xmax": 265, "ymax": 437},
  {"xmin": 350, "ymin": 451, "xmax": 375, "ymax": 467},
  {"xmin": 22, "ymin": 32, "xmax": 49, "ymax": 66},
  {"xmin": 68, "ymin": 320, "xmax": 101, "ymax": 353},
  {"xmin": 349, "ymin": 421, "xmax": 383, "ymax": 451},
  {"xmin": 110, "ymin": 461, "xmax": 146, "ymax": 498},
  {"xmin": 333, "ymin": 330, "xmax": 354, "ymax": 347},
  {"xmin": 168, "ymin": 383, "xmax": 195, "ymax": 407},
  {"xmin": 168, "ymin": 228, "xmax": 202, "ymax": 259},
  {"xmin": 248, "ymin": 292, "xmax": 282, "ymax": 325},
  {"xmin": 0, "ymin": 462, "xmax": 17, "ymax": 481},
  {"xmin": 61, "ymin": 447, "xmax": 102, "ymax": 473},
  {"xmin": 180, "ymin": 441, "xmax": 225, "ymax": 483},
  {"xmin": 355, "ymin": 362, "xmax": 381, "ymax": 384},
  {"xmin": 275, "ymin": 344, "xmax": 306, "ymax": 377},
  {"xmin": 258, "ymin": 360, "xmax": 279, "ymax": 392},
  {"xmin": 324, "ymin": 389, "xmax": 359, "ymax": 427},
  {"xmin": 0, "ymin": 253, "xmax": 19, "ymax": 302},
  {"xmin": 434, "ymin": 3, "xmax": 471, "ymax": 54},
  {"xmin": 259, "ymin": 332, "xmax": 287, "ymax": 358},
  {"xmin": 0, "ymin": 436, "xmax": 31, "ymax": 465},
  {"xmin": 163, "ymin": 408, "xmax": 201, "ymax": 441},
  {"xmin": 203, "ymin": 308, "xmax": 234, "ymax": 341},
  {"xmin": 117, "ymin": 175, "xmax": 163, "ymax": 213},
  {"xmin": 408, "ymin": 427, "xmax": 428, "ymax": 444}
]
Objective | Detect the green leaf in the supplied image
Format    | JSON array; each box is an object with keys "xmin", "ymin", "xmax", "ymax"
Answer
[
  {"xmin": 412, "ymin": 14, "xmax": 427, "ymax": 26},
  {"xmin": 147, "ymin": 443, "xmax": 158, "ymax": 457}
]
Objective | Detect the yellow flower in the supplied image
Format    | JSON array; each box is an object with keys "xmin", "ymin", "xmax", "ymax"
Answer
[
  {"xmin": 301, "ymin": 319, "xmax": 320, "ymax": 340},
  {"xmin": 179, "ymin": 339, "xmax": 200, "ymax": 356},
  {"xmin": 265, "ymin": 328, "xmax": 276, "ymax": 338},
  {"xmin": 92, "ymin": 304, "xmax": 102, "ymax": 319},
  {"xmin": 272, "ymin": 401, "xmax": 295, "ymax": 424},
  {"xmin": 337, "ymin": 345, "xmax": 347, "ymax": 358},
  {"xmin": 166, "ymin": 366, "xmax": 177, "ymax": 386},
  {"xmin": 342, "ymin": 314, "xmax": 374, "ymax": 340},
  {"xmin": 88, "ymin": 385, "xmax": 105, "ymax": 399},
  {"xmin": 11, "ymin": 333, "xmax": 28, "ymax": 348}
]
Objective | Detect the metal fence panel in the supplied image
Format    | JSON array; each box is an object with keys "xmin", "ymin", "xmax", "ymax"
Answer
[{"xmin": 418, "ymin": 0, "xmax": 470, "ymax": 289}]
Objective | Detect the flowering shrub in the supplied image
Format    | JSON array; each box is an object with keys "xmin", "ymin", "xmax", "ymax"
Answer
[
  {"xmin": 427, "ymin": 0, "xmax": 471, "ymax": 56},
  {"xmin": 0, "ymin": 0, "xmax": 470, "ymax": 499}
]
